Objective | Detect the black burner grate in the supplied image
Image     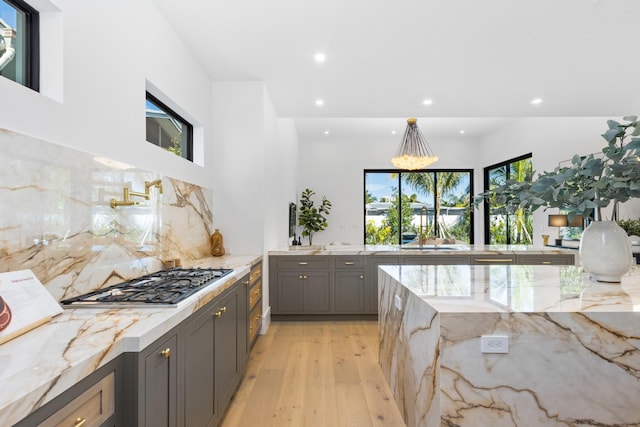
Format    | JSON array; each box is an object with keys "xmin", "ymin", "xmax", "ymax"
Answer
[{"xmin": 61, "ymin": 268, "xmax": 234, "ymax": 307}]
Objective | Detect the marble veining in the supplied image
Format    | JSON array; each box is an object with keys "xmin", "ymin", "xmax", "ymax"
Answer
[
  {"xmin": 0, "ymin": 256, "xmax": 257, "ymax": 426},
  {"xmin": 0, "ymin": 129, "xmax": 214, "ymax": 300},
  {"xmin": 269, "ymin": 244, "xmax": 574, "ymax": 256},
  {"xmin": 379, "ymin": 265, "xmax": 640, "ymax": 426}
]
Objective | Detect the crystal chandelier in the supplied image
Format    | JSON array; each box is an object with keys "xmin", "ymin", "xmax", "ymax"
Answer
[{"xmin": 391, "ymin": 118, "xmax": 438, "ymax": 170}]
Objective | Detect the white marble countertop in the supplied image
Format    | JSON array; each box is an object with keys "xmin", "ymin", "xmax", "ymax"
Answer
[
  {"xmin": 0, "ymin": 255, "xmax": 261, "ymax": 427},
  {"xmin": 269, "ymin": 243, "xmax": 576, "ymax": 256},
  {"xmin": 380, "ymin": 264, "xmax": 640, "ymax": 313}
]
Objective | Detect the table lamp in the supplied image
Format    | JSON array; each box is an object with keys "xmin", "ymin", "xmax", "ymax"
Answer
[{"xmin": 548, "ymin": 214, "xmax": 583, "ymax": 245}]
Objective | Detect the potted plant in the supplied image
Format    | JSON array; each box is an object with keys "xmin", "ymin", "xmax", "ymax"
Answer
[
  {"xmin": 475, "ymin": 116, "xmax": 640, "ymax": 282},
  {"xmin": 298, "ymin": 188, "xmax": 332, "ymax": 246}
]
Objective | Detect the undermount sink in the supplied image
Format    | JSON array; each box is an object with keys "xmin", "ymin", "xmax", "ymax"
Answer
[{"xmin": 400, "ymin": 244, "xmax": 463, "ymax": 251}]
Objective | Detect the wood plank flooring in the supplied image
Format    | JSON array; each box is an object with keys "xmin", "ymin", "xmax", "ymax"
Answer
[{"xmin": 220, "ymin": 321, "xmax": 406, "ymax": 427}]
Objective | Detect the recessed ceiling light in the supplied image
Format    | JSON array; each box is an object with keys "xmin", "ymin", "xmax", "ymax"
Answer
[
  {"xmin": 315, "ymin": 99, "xmax": 324, "ymax": 106},
  {"xmin": 391, "ymin": 130, "xmax": 397, "ymax": 135},
  {"xmin": 324, "ymin": 130, "xmax": 330, "ymax": 135},
  {"xmin": 314, "ymin": 52, "xmax": 326, "ymax": 63},
  {"xmin": 422, "ymin": 99, "xmax": 433, "ymax": 105},
  {"xmin": 459, "ymin": 130, "xmax": 465, "ymax": 134},
  {"xmin": 531, "ymin": 98, "xmax": 544, "ymax": 105}
]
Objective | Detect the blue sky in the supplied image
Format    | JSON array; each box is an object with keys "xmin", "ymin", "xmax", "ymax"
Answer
[
  {"xmin": 365, "ymin": 172, "xmax": 471, "ymax": 203},
  {"xmin": 0, "ymin": 1, "xmax": 17, "ymax": 28}
]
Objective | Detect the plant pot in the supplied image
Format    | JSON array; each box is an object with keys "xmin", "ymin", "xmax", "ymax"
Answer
[{"xmin": 579, "ymin": 220, "xmax": 633, "ymax": 282}]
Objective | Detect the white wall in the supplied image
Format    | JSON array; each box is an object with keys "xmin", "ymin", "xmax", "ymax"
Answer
[
  {"xmin": 297, "ymin": 132, "xmax": 483, "ymax": 246},
  {"xmin": 0, "ymin": 0, "xmax": 214, "ymax": 187}
]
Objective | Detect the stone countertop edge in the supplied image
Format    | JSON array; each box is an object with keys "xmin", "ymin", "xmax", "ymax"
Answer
[
  {"xmin": 268, "ymin": 244, "xmax": 576, "ymax": 255},
  {"xmin": 0, "ymin": 254, "xmax": 261, "ymax": 426}
]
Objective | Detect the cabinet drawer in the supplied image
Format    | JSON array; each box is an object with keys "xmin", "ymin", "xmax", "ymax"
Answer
[
  {"xmin": 333, "ymin": 256, "xmax": 365, "ymax": 269},
  {"xmin": 39, "ymin": 371, "xmax": 115, "ymax": 427},
  {"xmin": 249, "ymin": 282, "xmax": 262, "ymax": 311},
  {"xmin": 278, "ymin": 257, "xmax": 329, "ymax": 270},
  {"xmin": 249, "ymin": 305, "xmax": 261, "ymax": 344},
  {"xmin": 250, "ymin": 264, "xmax": 262, "ymax": 284},
  {"xmin": 516, "ymin": 254, "xmax": 575, "ymax": 265},
  {"xmin": 470, "ymin": 255, "xmax": 514, "ymax": 264}
]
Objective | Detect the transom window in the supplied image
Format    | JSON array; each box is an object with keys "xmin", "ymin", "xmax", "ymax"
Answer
[
  {"xmin": 0, "ymin": 0, "xmax": 39, "ymax": 90},
  {"xmin": 483, "ymin": 154, "xmax": 533, "ymax": 244},
  {"xmin": 145, "ymin": 92, "xmax": 193, "ymax": 161},
  {"xmin": 365, "ymin": 169, "xmax": 474, "ymax": 245}
]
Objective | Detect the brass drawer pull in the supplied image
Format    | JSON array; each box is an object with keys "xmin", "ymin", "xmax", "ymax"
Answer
[
  {"xmin": 244, "ymin": 279, "xmax": 250, "ymax": 286},
  {"xmin": 160, "ymin": 348, "xmax": 171, "ymax": 358},
  {"xmin": 298, "ymin": 262, "xmax": 308, "ymax": 265},
  {"xmin": 215, "ymin": 311, "xmax": 222, "ymax": 317},
  {"xmin": 360, "ymin": 275, "xmax": 364, "ymax": 279},
  {"xmin": 541, "ymin": 261, "xmax": 552, "ymax": 264},
  {"xmin": 475, "ymin": 258, "xmax": 513, "ymax": 263},
  {"xmin": 221, "ymin": 306, "xmax": 227, "ymax": 313},
  {"xmin": 74, "ymin": 417, "xmax": 87, "ymax": 427},
  {"xmin": 344, "ymin": 261, "xmax": 355, "ymax": 265}
]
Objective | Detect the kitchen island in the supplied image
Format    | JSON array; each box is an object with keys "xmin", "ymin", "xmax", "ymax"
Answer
[
  {"xmin": 378, "ymin": 264, "xmax": 640, "ymax": 427},
  {"xmin": 0, "ymin": 255, "xmax": 261, "ymax": 427}
]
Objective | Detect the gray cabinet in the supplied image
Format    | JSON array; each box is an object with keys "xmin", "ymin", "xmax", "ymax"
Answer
[
  {"xmin": 271, "ymin": 256, "xmax": 331, "ymax": 314},
  {"xmin": 13, "ymin": 357, "xmax": 122, "ymax": 427},
  {"xmin": 516, "ymin": 254, "xmax": 575, "ymax": 265},
  {"xmin": 333, "ymin": 256, "xmax": 365, "ymax": 313},
  {"xmin": 129, "ymin": 331, "xmax": 179, "ymax": 427}
]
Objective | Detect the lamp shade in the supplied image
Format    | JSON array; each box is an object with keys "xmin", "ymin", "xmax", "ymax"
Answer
[
  {"xmin": 391, "ymin": 118, "xmax": 438, "ymax": 170},
  {"xmin": 548, "ymin": 214, "xmax": 568, "ymax": 227},
  {"xmin": 548, "ymin": 214, "xmax": 584, "ymax": 227}
]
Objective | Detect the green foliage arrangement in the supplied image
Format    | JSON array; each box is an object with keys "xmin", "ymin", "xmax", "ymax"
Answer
[
  {"xmin": 475, "ymin": 116, "xmax": 640, "ymax": 221},
  {"xmin": 617, "ymin": 218, "xmax": 640, "ymax": 236},
  {"xmin": 299, "ymin": 188, "xmax": 332, "ymax": 245}
]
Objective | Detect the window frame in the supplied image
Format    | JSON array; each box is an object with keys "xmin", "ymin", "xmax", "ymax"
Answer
[
  {"xmin": 482, "ymin": 153, "xmax": 533, "ymax": 244},
  {"xmin": 363, "ymin": 168, "xmax": 475, "ymax": 245},
  {"xmin": 145, "ymin": 91, "xmax": 194, "ymax": 162},
  {"xmin": 0, "ymin": 0, "xmax": 39, "ymax": 90}
]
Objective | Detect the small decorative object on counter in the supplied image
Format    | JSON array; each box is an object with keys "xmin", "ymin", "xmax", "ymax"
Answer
[
  {"xmin": 542, "ymin": 234, "xmax": 550, "ymax": 246},
  {"xmin": 211, "ymin": 229, "xmax": 225, "ymax": 256},
  {"xmin": 291, "ymin": 233, "xmax": 299, "ymax": 246}
]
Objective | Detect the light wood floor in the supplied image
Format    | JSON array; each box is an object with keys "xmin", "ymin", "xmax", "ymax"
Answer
[{"xmin": 220, "ymin": 321, "xmax": 406, "ymax": 427}]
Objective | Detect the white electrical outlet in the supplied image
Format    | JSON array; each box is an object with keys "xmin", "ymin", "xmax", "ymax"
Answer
[
  {"xmin": 394, "ymin": 295, "xmax": 403, "ymax": 311},
  {"xmin": 481, "ymin": 335, "xmax": 509, "ymax": 353}
]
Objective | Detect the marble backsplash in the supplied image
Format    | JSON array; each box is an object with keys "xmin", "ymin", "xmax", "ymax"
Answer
[{"xmin": 0, "ymin": 129, "xmax": 214, "ymax": 301}]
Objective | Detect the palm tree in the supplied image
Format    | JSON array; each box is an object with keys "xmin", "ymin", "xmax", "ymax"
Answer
[{"xmin": 402, "ymin": 172, "xmax": 464, "ymax": 239}]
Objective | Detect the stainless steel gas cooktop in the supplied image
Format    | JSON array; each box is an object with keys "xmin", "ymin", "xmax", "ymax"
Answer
[{"xmin": 60, "ymin": 267, "xmax": 233, "ymax": 308}]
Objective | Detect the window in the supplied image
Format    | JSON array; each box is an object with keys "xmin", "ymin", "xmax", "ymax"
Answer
[
  {"xmin": 483, "ymin": 154, "xmax": 533, "ymax": 244},
  {"xmin": 145, "ymin": 92, "xmax": 193, "ymax": 161},
  {"xmin": 364, "ymin": 169, "xmax": 474, "ymax": 245},
  {"xmin": 0, "ymin": 0, "xmax": 38, "ymax": 90}
]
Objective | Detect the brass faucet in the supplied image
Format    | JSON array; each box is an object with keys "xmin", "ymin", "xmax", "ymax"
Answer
[{"xmin": 110, "ymin": 180, "xmax": 164, "ymax": 208}]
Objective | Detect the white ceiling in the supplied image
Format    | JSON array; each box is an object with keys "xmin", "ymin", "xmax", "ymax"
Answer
[{"xmin": 152, "ymin": 0, "xmax": 640, "ymax": 140}]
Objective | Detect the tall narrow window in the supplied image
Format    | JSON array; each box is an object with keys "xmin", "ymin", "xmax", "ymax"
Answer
[
  {"xmin": 0, "ymin": 0, "xmax": 39, "ymax": 90},
  {"xmin": 145, "ymin": 92, "xmax": 193, "ymax": 161},
  {"xmin": 364, "ymin": 169, "xmax": 473, "ymax": 245},
  {"xmin": 483, "ymin": 154, "xmax": 533, "ymax": 244}
]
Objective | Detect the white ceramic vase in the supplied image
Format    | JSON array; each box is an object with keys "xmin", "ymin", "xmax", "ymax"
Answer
[{"xmin": 579, "ymin": 220, "xmax": 633, "ymax": 282}]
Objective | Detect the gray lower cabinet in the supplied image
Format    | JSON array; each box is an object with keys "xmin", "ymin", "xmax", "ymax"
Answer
[
  {"xmin": 276, "ymin": 271, "xmax": 331, "ymax": 313},
  {"xmin": 122, "ymin": 277, "xmax": 248, "ymax": 427},
  {"xmin": 13, "ymin": 357, "xmax": 122, "ymax": 427},
  {"xmin": 270, "ymin": 252, "xmax": 576, "ymax": 317}
]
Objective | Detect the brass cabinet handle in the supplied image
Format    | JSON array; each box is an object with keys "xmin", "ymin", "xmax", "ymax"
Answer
[
  {"xmin": 215, "ymin": 311, "xmax": 222, "ymax": 318},
  {"xmin": 221, "ymin": 306, "xmax": 227, "ymax": 313},
  {"xmin": 474, "ymin": 258, "xmax": 513, "ymax": 263},
  {"xmin": 74, "ymin": 417, "xmax": 87, "ymax": 427},
  {"xmin": 360, "ymin": 275, "xmax": 364, "ymax": 279},
  {"xmin": 298, "ymin": 262, "xmax": 308, "ymax": 265},
  {"xmin": 299, "ymin": 275, "xmax": 303, "ymax": 279},
  {"xmin": 344, "ymin": 261, "xmax": 355, "ymax": 265},
  {"xmin": 160, "ymin": 348, "xmax": 171, "ymax": 358},
  {"xmin": 244, "ymin": 279, "xmax": 250, "ymax": 286},
  {"xmin": 303, "ymin": 275, "xmax": 307, "ymax": 279},
  {"xmin": 541, "ymin": 261, "xmax": 552, "ymax": 264}
]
